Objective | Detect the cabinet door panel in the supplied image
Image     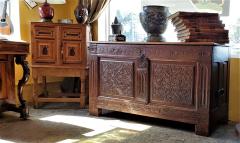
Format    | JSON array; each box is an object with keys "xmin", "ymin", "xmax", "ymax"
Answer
[
  {"xmin": 33, "ymin": 39, "xmax": 56, "ymax": 63},
  {"xmin": 100, "ymin": 59, "xmax": 135, "ymax": 99},
  {"xmin": 0, "ymin": 63, "xmax": 7, "ymax": 99},
  {"xmin": 150, "ymin": 61, "xmax": 197, "ymax": 108},
  {"xmin": 62, "ymin": 41, "xmax": 83, "ymax": 64}
]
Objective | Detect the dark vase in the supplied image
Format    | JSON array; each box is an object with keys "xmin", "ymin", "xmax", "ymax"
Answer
[
  {"xmin": 111, "ymin": 17, "xmax": 122, "ymax": 34},
  {"xmin": 74, "ymin": 1, "xmax": 88, "ymax": 24},
  {"xmin": 38, "ymin": 1, "xmax": 54, "ymax": 22},
  {"xmin": 139, "ymin": 5, "xmax": 169, "ymax": 42}
]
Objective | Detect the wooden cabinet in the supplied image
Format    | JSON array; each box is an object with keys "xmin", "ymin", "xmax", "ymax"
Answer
[
  {"xmin": 0, "ymin": 40, "xmax": 30, "ymax": 119},
  {"xmin": 31, "ymin": 22, "xmax": 88, "ymax": 108},
  {"xmin": 88, "ymin": 42, "xmax": 229, "ymax": 136}
]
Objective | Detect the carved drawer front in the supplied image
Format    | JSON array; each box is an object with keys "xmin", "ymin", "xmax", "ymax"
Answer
[
  {"xmin": 100, "ymin": 59, "xmax": 134, "ymax": 99},
  {"xmin": 34, "ymin": 39, "xmax": 56, "ymax": 63},
  {"xmin": 0, "ymin": 63, "xmax": 7, "ymax": 99},
  {"xmin": 62, "ymin": 27, "xmax": 82, "ymax": 41},
  {"xmin": 33, "ymin": 26, "xmax": 56, "ymax": 39},
  {"xmin": 62, "ymin": 41, "xmax": 83, "ymax": 64},
  {"xmin": 150, "ymin": 61, "xmax": 197, "ymax": 108}
]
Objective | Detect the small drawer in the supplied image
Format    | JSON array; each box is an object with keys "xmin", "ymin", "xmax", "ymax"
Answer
[
  {"xmin": 0, "ymin": 55, "xmax": 7, "ymax": 61},
  {"xmin": 34, "ymin": 26, "xmax": 56, "ymax": 39},
  {"xmin": 62, "ymin": 28, "xmax": 82, "ymax": 40}
]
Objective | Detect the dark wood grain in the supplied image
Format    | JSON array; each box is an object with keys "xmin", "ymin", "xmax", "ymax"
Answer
[{"xmin": 88, "ymin": 42, "xmax": 229, "ymax": 136}]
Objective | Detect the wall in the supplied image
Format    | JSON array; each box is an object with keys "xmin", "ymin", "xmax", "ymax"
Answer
[{"xmin": 229, "ymin": 58, "xmax": 240, "ymax": 122}]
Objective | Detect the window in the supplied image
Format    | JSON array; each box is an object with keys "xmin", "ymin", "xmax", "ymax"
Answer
[{"xmin": 98, "ymin": 0, "xmax": 239, "ymax": 57}]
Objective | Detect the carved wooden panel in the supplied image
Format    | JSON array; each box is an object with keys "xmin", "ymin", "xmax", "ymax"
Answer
[
  {"xmin": 62, "ymin": 41, "xmax": 83, "ymax": 64},
  {"xmin": 151, "ymin": 61, "xmax": 196, "ymax": 107},
  {"xmin": 97, "ymin": 44, "xmax": 141, "ymax": 57},
  {"xmin": 210, "ymin": 62, "xmax": 229, "ymax": 109},
  {"xmin": 34, "ymin": 39, "xmax": 56, "ymax": 63},
  {"xmin": 100, "ymin": 59, "xmax": 134, "ymax": 98},
  {"xmin": 146, "ymin": 45, "xmax": 212, "ymax": 62}
]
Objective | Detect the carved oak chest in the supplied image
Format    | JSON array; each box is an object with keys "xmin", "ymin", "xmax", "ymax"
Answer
[{"xmin": 88, "ymin": 42, "xmax": 229, "ymax": 136}]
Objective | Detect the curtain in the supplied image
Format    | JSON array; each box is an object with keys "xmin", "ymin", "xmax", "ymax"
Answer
[{"xmin": 82, "ymin": 0, "xmax": 111, "ymax": 24}]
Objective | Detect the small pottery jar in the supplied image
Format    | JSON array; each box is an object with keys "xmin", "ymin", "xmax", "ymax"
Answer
[
  {"xmin": 111, "ymin": 17, "xmax": 123, "ymax": 34},
  {"xmin": 38, "ymin": 0, "xmax": 54, "ymax": 22},
  {"xmin": 139, "ymin": 5, "xmax": 169, "ymax": 42},
  {"xmin": 74, "ymin": 0, "xmax": 88, "ymax": 24}
]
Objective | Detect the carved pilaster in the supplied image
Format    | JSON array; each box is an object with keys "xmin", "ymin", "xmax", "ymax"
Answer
[
  {"xmin": 135, "ymin": 51, "xmax": 149, "ymax": 104},
  {"xmin": 89, "ymin": 55, "xmax": 101, "ymax": 115}
]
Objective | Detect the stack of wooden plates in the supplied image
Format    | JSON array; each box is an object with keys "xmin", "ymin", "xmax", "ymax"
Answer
[{"xmin": 169, "ymin": 12, "xmax": 229, "ymax": 44}]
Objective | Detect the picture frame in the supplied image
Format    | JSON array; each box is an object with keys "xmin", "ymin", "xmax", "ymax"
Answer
[{"xmin": 24, "ymin": 0, "xmax": 38, "ymax": 9}]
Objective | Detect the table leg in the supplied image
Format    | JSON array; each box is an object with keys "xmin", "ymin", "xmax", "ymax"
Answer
[
  {"xmin": 15, "ymin": 56, "xmax": 30, "ymax": 119},
  {"xmin": 33, "ymin": 75, "xmax": 39, "ymax": 108},
  {"xmin": 80, "ymin": 77, "xmax": 86, "ymax": 108},
  {"xmin": 42, "ymin": 76, "xmax": 48, "ymax": 97}
]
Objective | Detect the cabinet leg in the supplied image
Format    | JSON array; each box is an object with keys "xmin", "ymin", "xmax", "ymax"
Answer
[
  {"xmin": 80, "ymin": 78, "xmax": 86, "ymax": 108},
  {"xmin": 33, "ymin": 76, "xmax": 39, "ymax": 109},
  {"xmin": 42, "ymin": 76, "xmax": 48, "ymax": 97},
  {"xmin": 195, "ymin": 123, "xmax": 210, "ymax": 136},
  {"xmin": 89, "ymin": 108, "xmax": 102, "ymax": 116}
]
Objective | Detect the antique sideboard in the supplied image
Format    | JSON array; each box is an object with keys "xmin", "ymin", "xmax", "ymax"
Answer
[
  {"xmin": 31, "ymin": 22, "xmax": 88, "ymax": 108},
  {"xmin": 88, "ymin": 42, "xmax": 229, "ymax": 136},
  {"xmin": 0, "ymin": 40, "xmax": 30, "ymax": 119}
]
